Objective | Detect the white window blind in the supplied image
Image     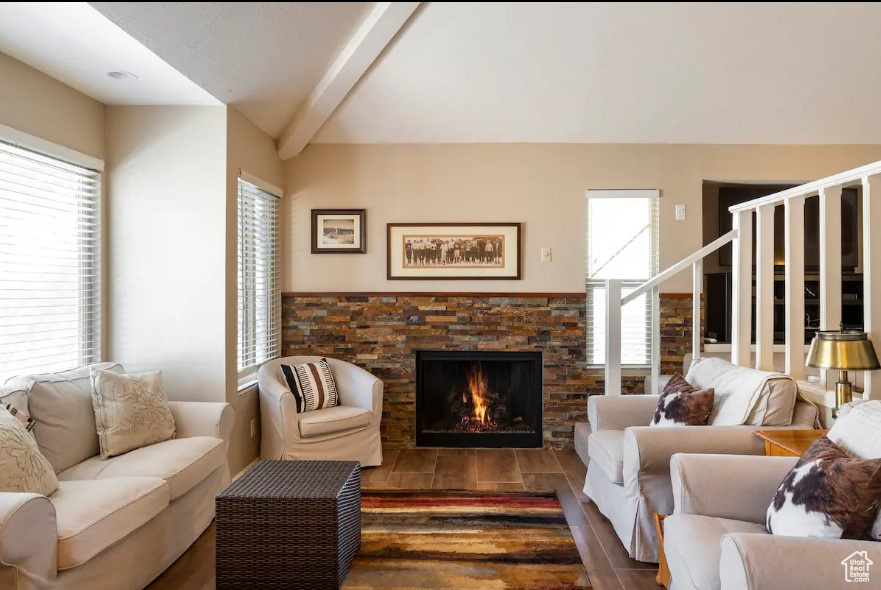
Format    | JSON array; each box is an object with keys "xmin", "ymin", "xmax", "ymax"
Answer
[
  {"xmin": 586, "ymin": 190, "xmax": 659, "ymax": 366},
  {"xmin": 237, "ymin": 176, "xmax": 280, "ymax": 384},
  {"xmin": 0, "ymin": 140, "xmax": 101, "ymax": 382}
]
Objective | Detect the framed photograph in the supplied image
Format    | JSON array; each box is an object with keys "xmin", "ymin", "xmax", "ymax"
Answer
[
  {"xmin": 311, "ymin": 209, "xmax": 367, "ymax": 254},
  {"xmin": 387, "ymin": 222, "xmax": 522, "ymax": 280}
]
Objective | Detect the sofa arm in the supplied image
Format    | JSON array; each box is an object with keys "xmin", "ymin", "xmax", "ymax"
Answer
[
  {"xmin": 588, "ymin": 395, "xmax": 659, "ymax": 432},
  {"xmin": 334, "ymin": 363, "xmax": 383, "ymax": 420},
  {"xmin": 671, "ymin": 454, "xmax": 796, "ymax": 523},
  {"xmin": 720, "ymin": 533, "xmax": 881, "ymax": 589},
  {"xmin": 0, "ymin": 493, "xmax": 57, "ymax": 588},
  {"xmin": 169, "ymin": 401, "xmax": 234, "ymax": 447},
  {"xmin": 624, "ymin": 425, "xmax": 766, "ymax": 478}
]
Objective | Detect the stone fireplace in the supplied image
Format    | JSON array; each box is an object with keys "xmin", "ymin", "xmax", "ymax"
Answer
[{"xmin": 415, "ymin": 350, "xmax": 542, "ymax": 448}]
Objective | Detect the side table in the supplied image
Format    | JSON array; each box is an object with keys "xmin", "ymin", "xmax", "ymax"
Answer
[
  {"xmin": 216, "ymin": 460, "xmax": 361, "ymax": 590},
  {"xmin": 753, "ymin": 429, "xmax": 828, "ymax": 457}
]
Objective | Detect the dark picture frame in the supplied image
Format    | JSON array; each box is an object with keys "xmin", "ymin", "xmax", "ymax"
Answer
[
  {"xmin": 386, "ymin": 222, "xmax": 522, "ymax": 280},
  {"xmin": 311, "ymin": 209, "xmax": 367, "ymax": 254}
]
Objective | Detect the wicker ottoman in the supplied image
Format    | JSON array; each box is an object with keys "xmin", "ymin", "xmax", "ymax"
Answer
[{"xmin": 216, "ymin": 460, "xmax": 361, "ymax": 590}]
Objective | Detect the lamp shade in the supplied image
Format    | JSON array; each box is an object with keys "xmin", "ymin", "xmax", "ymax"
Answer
[{"xmin": 805, "ymin": 330, "xmax": 881, "ymax": 370}]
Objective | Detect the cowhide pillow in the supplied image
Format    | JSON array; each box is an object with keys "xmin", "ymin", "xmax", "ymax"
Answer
[
  {"xmin": 766, "ymin": 435, "xmax": 881, "ymax": 539},
  {"xmin": 650, "ymin": 373, "xmax": 714, "ymax": 427}
]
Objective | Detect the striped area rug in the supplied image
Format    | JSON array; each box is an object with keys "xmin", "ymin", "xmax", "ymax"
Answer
[{"xmin": 343, "ymin": 490, "xmax": 592, "ymax": 590}]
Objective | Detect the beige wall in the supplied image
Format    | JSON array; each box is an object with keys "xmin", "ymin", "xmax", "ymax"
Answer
[
  {"xmin": 284, "ymin": 144, "xmax": 881, "ymax": 293},
  {"xmin": 225, "ymin": 108, "xmax": 283, "ymax": 474},
  {"xmin": 0, "ymin": 51, "xmax": 105, "ymax": 159},
  {"xmin": 106, "ymin": 106, "xmax": 228, "ymax": 403}
]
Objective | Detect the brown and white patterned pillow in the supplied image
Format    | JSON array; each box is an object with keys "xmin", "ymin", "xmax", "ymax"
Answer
[
  {"xmin": 281, "ymin": 359, "xmax": 339, "ymax": 413},
  {"xmin": 650, "ymin": 373, "xmax": 714, "ymax": 427},
  {"xmin": 0, "ymin": 406, "xmax": 58, "ymax": 495},
  {"xmin": 766, "ymin": 435, "xmax": 881, "ymax": 539},
  {"xmin": 3, "ymin": 403, "xmax": 35, "ymax": 433},
  {"xmin": 91, "ymin": 369, "xmax": 176, "ymax": 459}
]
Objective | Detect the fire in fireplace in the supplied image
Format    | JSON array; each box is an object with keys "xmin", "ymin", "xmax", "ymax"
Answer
[{"xmin": 416, "ymin": 350, "xmax": 542, "ymax": 448}]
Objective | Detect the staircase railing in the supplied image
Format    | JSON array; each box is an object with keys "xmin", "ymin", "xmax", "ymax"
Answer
[{"xmin": 604, "ymin": 159, "xmax": 881, "ymax": 405}]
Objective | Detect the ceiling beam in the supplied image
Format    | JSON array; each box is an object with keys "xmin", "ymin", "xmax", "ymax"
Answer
[{"xmin": 277, "ymin": 1, "xmax": 420, "ymax": 159}]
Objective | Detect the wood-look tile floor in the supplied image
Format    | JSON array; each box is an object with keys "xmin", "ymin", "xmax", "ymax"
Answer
[{"xmin": 147, "ymin": 449, "xmax": 658, "ymax": 590}]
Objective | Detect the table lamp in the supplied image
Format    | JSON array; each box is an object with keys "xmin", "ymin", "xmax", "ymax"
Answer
[{"xmin": 805, "ymin": 326, "xmax": 881, "ymax": 418}]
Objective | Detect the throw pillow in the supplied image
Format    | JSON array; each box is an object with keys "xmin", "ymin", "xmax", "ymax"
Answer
[
  {"xmin": 4, "ymin": 403, "xmax": 35, "ymax": 433},
  {"xmin": 0, "ymin": 406, "xmax": 58, "ymax": 495},
  {"xmin": 91, "ymin": 369, "xmax": 176, "ymax": 459},
  {"xmin": 281, "ymin": 359, "xmax": 339, "ymax": 413},
  {"xmin": 766, "ymin": 435, "xmax": 881, "ymax": 539},
  {"xmin": 650, "ymin": 373, "xmax": 715, "ymax": 427}
]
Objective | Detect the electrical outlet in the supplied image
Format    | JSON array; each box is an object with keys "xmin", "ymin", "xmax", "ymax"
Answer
[
  {"xmin": 675, "ymin": 204, "xmax": 686, "ymax": 221},
  {"xmin": 250, "ymin": 419, "xmax": 256, "ymax": 439},
  {"xmin": 541, "ymin": 247, "xmax": 552, "ymax": 262}
]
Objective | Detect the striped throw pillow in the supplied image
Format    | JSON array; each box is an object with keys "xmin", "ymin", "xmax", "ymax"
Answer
[
  {"xmin": 281, "ymin": 359, "xmax": 339, "ymax": 413},
  {"xmin": 4, "ymin": 403, "xmax": 35, "ymax": 433}
]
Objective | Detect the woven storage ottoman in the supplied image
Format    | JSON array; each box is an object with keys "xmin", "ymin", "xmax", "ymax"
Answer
[{"xmin": 216, "ymin": 460, "xmax": 361, "ymax": 590}]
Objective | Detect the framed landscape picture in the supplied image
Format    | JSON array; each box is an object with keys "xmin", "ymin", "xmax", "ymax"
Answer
[
  {"xmin": 311, "ymin": 209, "xmax": 367, "ymax": 253},
  {"xmin": 387, "ymin": 222, "xmax": 522, "ymax": 280}
]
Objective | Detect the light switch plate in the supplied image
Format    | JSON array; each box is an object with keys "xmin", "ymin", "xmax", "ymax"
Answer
[
  {"xmin": 541, "ymin": 247, "xmax": 552, "ymax": 262},
  {"xmin": 675, "ymin": 204, "xmax": 686, "ymax": 221}
]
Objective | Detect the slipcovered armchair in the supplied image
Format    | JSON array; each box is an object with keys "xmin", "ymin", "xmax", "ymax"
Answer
[
  {"xmin": 258, "ymin": 356, "xmax": 383, "ymax": 467},
  {"xmin": 664, "ymin": 453, "xmax": 881, "ymax": 590},
  {"xmin": 579, "ymin": 358, "xmax": 818, "ymax": 562}
]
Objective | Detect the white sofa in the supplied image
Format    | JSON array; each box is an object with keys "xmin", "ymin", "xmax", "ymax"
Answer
[
  {"xmin": 0, "ymin": 363, "xmax": 234, "ymax": 590},
  {"xmin": 258, "ymin": 356, "xmax": 383, "ymax": 466},
  {"xmin": 578, "ymin": 358, "xmax": 818, "ymax": 562}
]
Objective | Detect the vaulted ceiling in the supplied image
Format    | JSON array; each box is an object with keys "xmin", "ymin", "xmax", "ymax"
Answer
[{"xmin": 4, "ymin": 2, "xmax": 881, "ymax": 154}]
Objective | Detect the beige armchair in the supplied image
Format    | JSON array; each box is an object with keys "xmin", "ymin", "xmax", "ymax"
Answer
[
  {"xmin": 664, "ymin": 453, "xmax": 881, "ymax": 590},
  {"xmin": 258, "ymin": 356, "xmax": 383, "ymax": 466}
]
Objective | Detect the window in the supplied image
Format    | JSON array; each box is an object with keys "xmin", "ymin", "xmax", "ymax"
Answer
[
  {"xmin": 586, "ymin": 190, "xmax": 659, "ymax": 366},
  {"xmin": 237, "ymin": 175, "xmax": 280, "ymax": 386},
  {"xmin": 0, "ymin": 140, "xmax": 101, "ymax": 382}
]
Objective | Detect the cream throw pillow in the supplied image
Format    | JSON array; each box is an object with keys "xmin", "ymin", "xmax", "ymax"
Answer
[
  {"xmin": 91, "ymin": 369, "xmax": 176, "ymax": 459},
  {"xmin": 0, "ymin": 406, "xmax": 58, "ymax": 495}
]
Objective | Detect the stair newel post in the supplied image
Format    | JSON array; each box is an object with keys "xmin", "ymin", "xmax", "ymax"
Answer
[
  {"xmin": 731, "ymin": 211, "xmax": 753, "ymax": 367},
  {"xmin": 604, "ymin": 279, "xmax": 622, "ymax": 395},
  {"xmin": 862, "ymin": 175, "xmax": 881, "ymax": 399},
  {"xmin": 784, "ymin": 196, "xmax": 806, "ymax": 381}
]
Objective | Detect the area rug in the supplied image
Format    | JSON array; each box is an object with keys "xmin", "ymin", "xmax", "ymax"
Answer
[{"xmin": 343, "ymin": 490, "xmax": 592, "ymax": 590}]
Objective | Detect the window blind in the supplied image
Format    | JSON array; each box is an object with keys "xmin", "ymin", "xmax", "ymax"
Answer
[
  {"xmin": 237, "ymin": 176, "xmax": 280, "ymax": 383},
  {"xmin": 0, "ymin": 140, "xmax": 101, "ymax": 382},
  {"xmin": 585, "ymin": 191, "xmax": 659, "ymax": 366}
]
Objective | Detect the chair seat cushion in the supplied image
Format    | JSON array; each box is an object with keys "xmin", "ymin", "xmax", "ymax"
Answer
[
  {"xmin": 587, "ymin": 430, "xmax": 625, "ymax": 484},
  {"xmin": 50, "ymin": 477, "xmax": 169, "ymax": 570},
  {"xmin": 664, "ymin": 514, "xmax": 767, "ymax": 590},
  {"xmin": 298, "ymin": 405, "xmax": 371, "ymax": 438},
  {"xmin": 58, "ymin": 436, "xmax": 224, "ymax": 500}
]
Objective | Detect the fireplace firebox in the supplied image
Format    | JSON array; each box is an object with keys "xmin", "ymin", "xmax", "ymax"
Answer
[{"xmin": 415, "ymin": 350, "xmax": 542, "ymax": 448}]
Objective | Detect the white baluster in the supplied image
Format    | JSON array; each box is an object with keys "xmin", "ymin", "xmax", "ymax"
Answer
[
  {"xmin": 755, "ymin": 204, "xmax": 775, "ymax": 371},
  {"xmin": 692, "ymin": 260, "xmax": 702, "ymax": 363},
  {"xmin": 604, "ymin": 279, "xmax": 622, "ymax": 396},
  {"xmin": 651, "ymin": 285, "xmax": 660, "ymax": 395},
  {"xmin": 863, "ymin": 175, "xmax": 881, "ymax": 399},
  {"xmin": 820, "ymin": 186, "xmax": 843, "ymax": 386},
  {"xmin": 784, "ymin": 196, "xmax": 806, "ymax": 380},
  {"xmin": 731, "ymin": 210, "xmax": 753, "ymax": 366}
]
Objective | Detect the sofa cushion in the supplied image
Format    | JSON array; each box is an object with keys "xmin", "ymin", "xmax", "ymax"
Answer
[
  {"xmin": 0, "ymin": 406, "xmax": 58, "ymax": 495},
  {"xmin": 664, "ymin": 514, "xmax": 766, "ymax": 590},
  {"xmin": 650, "ymin": 374, "xmax": 714, "ymax": 427},
  {"xmin": 58, "ymin": 436, "xmax": 224, "ymax": 500},
  {"xmin": 587, "ymin": 430, "xmax": 625, "ymax": 485},
  {"xmin": 281, "ymin": 358, "xmax": 340, "ymax": 413},
  {"xmin": 15, "ymin": 362, "xmax": 123, "ymax": 473},
  {"xmin": 298, "ymin": 405, "xmax": 371, "ymax": 438},
  {"xmin": 50, "ymin": 477, "xmax": 169, "ymax": 570}
]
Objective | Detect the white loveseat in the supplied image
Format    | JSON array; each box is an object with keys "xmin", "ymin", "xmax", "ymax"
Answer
[
  {"xmin": 0, "ymin": 363, "xmax": 234, "ymax": 590},
  {"xmin": 578, "ymin": 357, "xmax": 818, "ymax": 562}
]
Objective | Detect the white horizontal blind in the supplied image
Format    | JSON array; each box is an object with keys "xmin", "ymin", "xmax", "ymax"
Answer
[
  {"xmin": 237, "ymin": 177, "xmax": 280, "ymax": 382},
  {"xmin": 0, "ymin": 140, "xmax": 101, "ymax": 382},
  {"xmin": 586, "ymin": 191, "xmax": 659, "ymax": 366}
]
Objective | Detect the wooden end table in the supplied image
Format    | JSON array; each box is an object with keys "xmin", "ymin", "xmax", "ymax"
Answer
[
  {"xmin": 654, "ymin": 512, "xmax": 671, "ymax": 589},
  {"xmin": 753, "ymin": 429, "xmax": 828, "ymax": 457}
]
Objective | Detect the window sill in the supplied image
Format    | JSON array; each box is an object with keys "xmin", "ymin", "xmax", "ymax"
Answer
[
  {"xmin": 585, "ymin": 365, "xmax": 651, "ymax": 376},
  {"xmin": 237, "ymin": 378, "xmax": 258, "ymax": 394}
]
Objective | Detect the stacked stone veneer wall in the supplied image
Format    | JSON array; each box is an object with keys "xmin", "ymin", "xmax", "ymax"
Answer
[{"xmin": 281, "ymin": 293, "xmax": 698, "ymax": 449}]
